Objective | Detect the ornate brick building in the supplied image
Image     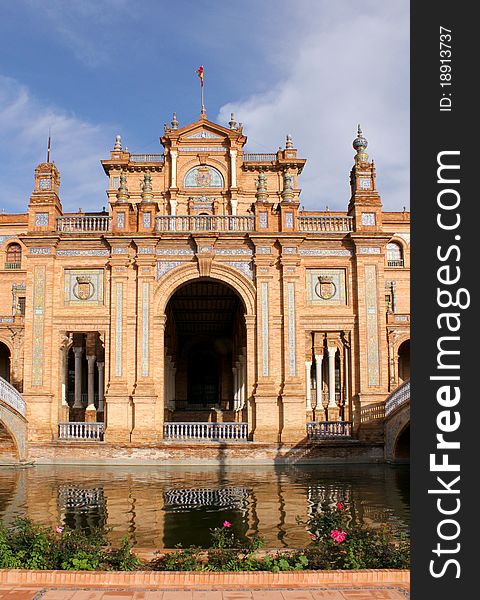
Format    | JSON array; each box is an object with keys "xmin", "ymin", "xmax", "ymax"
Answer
[{"xmin": 0, "ymin": 112, "xmax": 410, "ymax": 463}]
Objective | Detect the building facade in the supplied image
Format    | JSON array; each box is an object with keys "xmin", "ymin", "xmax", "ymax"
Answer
[{"xmin": 0, "ymin": 112, "xmax": 410, "ymax": 463}]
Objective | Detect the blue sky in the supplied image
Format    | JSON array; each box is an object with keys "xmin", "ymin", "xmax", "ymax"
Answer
[{"xmin": 0, "ymin": 0, "xmax": 409, "ymax": 213}]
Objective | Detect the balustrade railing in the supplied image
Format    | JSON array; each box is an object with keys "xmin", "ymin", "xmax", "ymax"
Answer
[
  {"xmin": 164, "ymin": 422, "xmax": 248, "ymax": 441},
  {"xmin": 387, "ymin": 259, "xmax": 405, "ymax": 268},
  {"xmin": 307, "ymin": 421, "xmax": 352, "ymax": 440},
  {"xmin": 56, "ymin": 216, "xmax": 111, "ymax": 233},
  {"xmin": 0, "ymin": 376, "xmax": 26, "ymax": 417},
  {"xmin": 155, "ymin": 215, "xmax": 255, "ymax": 233},
  {"xmin": 385, "ymin": 379, "xmax": 410, "ymax": 417},
  {"xmin": 298, "ymin": 216, "xmax": 353, "ymax": 232},
  {"xmin": 58, "ymin": 422, "xmax": 105, "ymax": 441},
  {"xmin": 243, "ymin": 153, "xmax": 277, "ymax": 162},
  {"xmin": 130, "ymin": 154, "xmax": 164, "ymax": 162},
  {"xmin": 4, "ymin": 262, "xmax": 21, "ymax": 270}
]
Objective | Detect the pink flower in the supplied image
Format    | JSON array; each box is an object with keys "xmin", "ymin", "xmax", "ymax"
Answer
[
  {"xmin": 223, "ymin": 520, "xmax": 232, "ymax": 528},
  {"xmin": 311, "ymin": 534, "xmax": 317, "ymax": 540},
  {"xmin": 55, "ymin": 527, "xmax": 64, "ymax": 534},
  {"xmin": 330, "ymin": 529, "xmax": 347, "ymax": 543},
  {"xmin": 336, "ymin": 502, "xmax": 344, "ymax": 510}
]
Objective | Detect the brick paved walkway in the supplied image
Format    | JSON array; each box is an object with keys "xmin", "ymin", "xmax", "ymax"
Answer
[{"xmin": 0, "ymin": 587, "xmax": 409, "ymax": 599}]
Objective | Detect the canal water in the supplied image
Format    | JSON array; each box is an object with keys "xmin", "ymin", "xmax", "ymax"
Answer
[{"xmin": 0, "ymin": 464, "xmax": 409, "ymax": 548}]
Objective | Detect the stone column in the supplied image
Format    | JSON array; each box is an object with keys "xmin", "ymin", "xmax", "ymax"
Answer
[
  {"xmin": 170, "ymin": 150, "xmax": 177, "ymax": 188},
  {"xmin": 327, "ymin": 346, "xmax": 337, "ymax": 408},
  {"xmin": 314, "ymin": 353, "xmax": 323, "ymax": 411},
  {"xmin": 230, "ymin": 150, "xmax": 237, "ymax": 188},
  {"xmin": 305, "ymin": 361, "xmax": 312, "ymax": 411},
  {"xmin": 232, "ymin": 365, "xmax": 238, "ymax": 410},
  {"xmin": 85, "ymin": 354, "xmax": 97, "ymax": 422},
  {"xmin": 97, "ymin": 362, "xmax": 105, "ymax": 413},
  {"xmin": 343, "ymin": 345, "xmax": 350, "ymax": 420},
  {"xmin": 73, "ymin": 346, "xmax": 83, "ymax": 409}
]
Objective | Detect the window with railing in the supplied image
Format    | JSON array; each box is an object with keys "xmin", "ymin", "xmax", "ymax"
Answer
[
  {"xmin": 386, "ymin": 242, "xmax": 404, "ymax": 267},
  {"xmin": 5, "ymin": 243, "xmax": 22, "ymax": 269}
]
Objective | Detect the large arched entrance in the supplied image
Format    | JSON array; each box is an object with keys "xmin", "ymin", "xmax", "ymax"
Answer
[
  {"xmin": 164, "ymin": 278, "xmax": 247, "ymax": 423},
  {"xmin": 394, "ymin": 424, "xmax": 410, "ymax": 462},
  {"xmin": 0, "ymin": 342, "xmax": 11, "ymax": 382},
  {"xmin": 0, "ymin": 422, "xmax": 18, "ymax": 463}
]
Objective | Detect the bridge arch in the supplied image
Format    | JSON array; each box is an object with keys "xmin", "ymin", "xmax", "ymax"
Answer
[
  {"xmin": 384, "ymin": 380, "xmax": 410, "ymax": 463},
  {"xmin": 0, "ymin": 377, "xmax": 27, "ymax": 462}
]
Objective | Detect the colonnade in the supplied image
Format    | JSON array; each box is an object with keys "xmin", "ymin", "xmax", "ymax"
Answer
[{"xmin": 69, "ymin": 332, "xmax": 105, "ymax": 421}]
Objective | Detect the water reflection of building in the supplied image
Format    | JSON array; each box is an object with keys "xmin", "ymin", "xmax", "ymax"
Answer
[{"xmin": 0, "ymin": 465, "xmax": 409, "ymax": 547}]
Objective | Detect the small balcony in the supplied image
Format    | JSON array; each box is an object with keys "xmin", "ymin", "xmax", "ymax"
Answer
[
  {"xmin": 387, "ymin": 259, "xmax": 405, "ymax": 268},
  {"xmin": 298, "ymin": 216, "xmax": 353, "ymax": 232},
  {"xmin": 4, "ymin": 262, "xmax": 21, "ymax": 270}
]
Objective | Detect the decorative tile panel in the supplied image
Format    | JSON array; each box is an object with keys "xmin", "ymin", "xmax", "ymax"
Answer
[
  {"xmin": 30, "ymin": 247, "xmax": 52, "ymax": 255},
  {"xmin": 261, "ymin": 282, "xmax": 269, "ymax": 377},
  {"xmin": 283, "ymin": 247, "xmax": 297, "ymax": 254},
  {"xmin": 116, "ymin": 212, "xmax": 125, "ymax": 229},
  {"xmin": 285, "ymin": 212, "xmax": 294, "ymax": 228},
  {"xmin": 365, "ymin": 264, "xmax": 380, "ymax": 386},
  {"xmin": 185, "ymin": 131, "xmax": 223, "ymax": 139},
  {"xmin": 224, "ymin": 261, "xmax": 253, "ymax": 279},
  {"xmin": 306, "ymin": 269, "xmax": 347, "ymax": 305},
  {"xmin": 64, "ymin": 269, "xmax": 104, "ymax": 305},
  {"xmin": 142, "ymin": 212, "xmax": 152, "ymax": 228},
  {"xmin": 361, "ymin": 212, "xmax": 376, "ymax": 226},
  {"xmin": 57, "ymin": 249, "xmax": 109, "ymax": 257},
  {"xmin": 35, "ymin": 212, "xmax": 49, "ymax": 227},
  {"xmin": 259, "ymin": 212, "xmax": 268, "ymax": 228},
  {"xmin": 216, "ymin": 248, "xmax": 253, "ymax": 255},
  {"xmin": 394, "ymin": 232, "xmax": 411, "ymax": 245},
  {"xmin": 31, "ymin": 265, "xmax": 46, "ymax": 386},
  {"xmin": 142, "ymin": 282, "xmax": 150, "ymax": 378},
  {"xmin": 138, "ymin": 247, "xmax": 155, "ymax": 254},
  {"xmin": 359, "ymin": 247, "xmax": 381, "ymax": 255},
  {"xmin": 256, "ymin": 247, "xmax": 271, "ymax": 254},
  {"xmin": 115, "ymin": 282, "xmax": 123, "ymax": 377},
  {"xmin": 0, "ymin": 235, "xmax": 14, "ymax": 246},
  {"xmin": 157, "ymin": 261, "xmax": 187, "ymax": 279},
  {"xmin": 300, "ymin": 248, "xmax": 352, "ymax": 256},
  {"xmin": 156, "ymin": 248, "xmax": 194, "ymax": 255},
  {"xmin": 287, "ymin": 282, "xmax": 296, "ymax": 376},
  {"xmin": 112, "ymin": 247, "xmax": 128, "ymax": 254}
]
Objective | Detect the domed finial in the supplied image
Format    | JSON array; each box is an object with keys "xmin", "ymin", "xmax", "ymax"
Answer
[
  {"xmin": 116, "ymin": 170, "xmax": 130, "ymax": 203},
  {"xmin": 171, "ymin": 112, "xmax": 179, "ymax": 130},
  {"xmin": 114, "ymin": 134, "xmax": 122, "ymax": 151},
  {"xmin": 229, "ymin": 113, "xmax": 237, "ymax": 129},
  {"xmin": 285, "ymin": 134, "xmax": 294, "ymax": 149},
  {"xmin": 353, "ymin": 124, "xmax": 368, "ymax": 162},
  {"xmin": 141, "ymin": 172, "xmax": 154, "ymax": 203}
]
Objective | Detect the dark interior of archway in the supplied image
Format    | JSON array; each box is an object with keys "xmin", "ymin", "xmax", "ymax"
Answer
[
  {"xmin": 395, "ymin": 425, "xmax": 410, "ymax": 461},
  {"xmin": 398, "ymin": 340, "xmax": 410, "ymax": 382},
  {"xmin": 166, "ymin": 279, "xmax": 244, "ymax": 410},
  {"xmin": 0, "ymin": 342, "xmax": 11, "ymax": 382}
]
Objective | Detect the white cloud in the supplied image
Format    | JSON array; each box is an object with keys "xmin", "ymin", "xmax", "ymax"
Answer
[
  {"xmin": 0, "ymin": 75, "xmax": 114, "ymax": 213},
  {"xmin": 217, "ymin": 1, "xmax": 409, "ymax": 211}
]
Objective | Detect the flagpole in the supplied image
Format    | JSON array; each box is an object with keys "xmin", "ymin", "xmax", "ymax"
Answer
[{"xmin": 47, "ymin": 129, "xmax": 51, "ymax": 163}]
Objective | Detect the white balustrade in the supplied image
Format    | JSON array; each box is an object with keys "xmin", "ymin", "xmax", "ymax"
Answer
[
  {"xmin": 56, "ymin": 216, "xmax": 111, "ymax": 233},
  {"xmin": 306, "ymin": 421, "xmax": 352, "ymax": 440},
  {"xmin": 243, "ymin": 153, "xmax": 277, "ymax": 162},
  {"xmin": 155, "ymin": 215, "xmax": 255, "ymax": 233},
  {"xmin": 298, "ymin": 216, "xmax": 353, "ymax": 232},
  {"xmin": 58, "ymin": 422, "xmax": 105, "ymax": 441},
  {"xmin": 385, "ymin": 379, "xmax": 410, "ymax": 416},
  {"xmin": 0, "ymin": 376, "xmax": 26, "ymax": 417},
  {"xmin": 130, "ymin": 154, "xmax": 164, "ymax": 162},
  {"xmin": 164, "ymin": 422, "xmax": 248, "ymax": 441}
]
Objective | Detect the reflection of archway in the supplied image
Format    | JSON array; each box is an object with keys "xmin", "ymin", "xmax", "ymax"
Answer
[
  {"xmin": 398, "ymin": 340, "xmax": 410, "ymax": 383},
  {"xmin": 164, "ymin": 278, "xmax": 246, "ymax": 422},
  {"xmin": 0, "ymin": 342, "xmax": 11, "ymax": 383}
]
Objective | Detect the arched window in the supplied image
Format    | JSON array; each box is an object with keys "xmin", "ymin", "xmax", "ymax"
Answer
[
  {"xmin": 386, "ymin": 242, "xmax": 403, "ymax": 267},
  {"xmin": 184, "ymin": 166, "xmax": 224, "ymax": 188},
  {"xmin": 5, "ymin": 243, "xmax": 22, "ymax": 269}
]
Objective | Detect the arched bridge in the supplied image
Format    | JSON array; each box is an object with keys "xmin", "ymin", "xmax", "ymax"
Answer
[
  {"xmin": 384, "ymin": 379, "xmax": 410, "ymax": 463},
  {"xmin": 0, "ymin": 376, "xmax": 27, "ymax": 462}
]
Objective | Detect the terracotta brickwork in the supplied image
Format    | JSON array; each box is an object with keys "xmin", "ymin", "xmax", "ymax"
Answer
[{"xmin": 0, "ymin": 116, "xmax": 410, "ymax": 459}]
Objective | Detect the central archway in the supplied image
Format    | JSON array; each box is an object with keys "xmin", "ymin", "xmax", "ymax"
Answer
[{"xmin": 164, "ymin": 278, "xmax": 247, "ymax": 423}]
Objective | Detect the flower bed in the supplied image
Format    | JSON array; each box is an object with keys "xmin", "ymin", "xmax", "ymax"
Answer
[{"xmin": 0, "ymin": 502, "xmax": 409, "ymax": 573}]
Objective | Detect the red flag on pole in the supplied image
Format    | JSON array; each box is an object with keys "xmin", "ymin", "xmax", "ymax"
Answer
[{"xmin": 196, "ymin": 65, "xmax": 204, "ymax": 86}]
